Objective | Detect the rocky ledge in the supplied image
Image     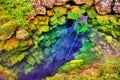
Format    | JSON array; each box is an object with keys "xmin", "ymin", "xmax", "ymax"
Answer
[{"xmin": 30, "ymin": 0, "xmax": 120, "ymax": 15}]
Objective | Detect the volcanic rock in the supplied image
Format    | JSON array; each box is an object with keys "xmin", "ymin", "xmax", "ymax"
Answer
[
  {"xmin": 94, "ymin": 0, "xmax": 113, "ymax": 14},
  {"xmin": 113, "ymin": 0, "xmax": 120, "ymax": 13},
  {"xmin": 41, "ymin": 0, "xmax": 55, "ymax": 8},
  {"xmin": 33, "ymin": 0, "xmax": 46, "ymax": 15}
]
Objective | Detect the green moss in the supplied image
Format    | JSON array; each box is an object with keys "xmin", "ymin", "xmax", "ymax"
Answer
[
  {"xmin": 27, "ymin": 56, "xmax": 35, "ymax": 66},
  {"xmin": 81, "ymin": 4, "xmax": 91, "ymax": 9},
  {"xmin": 74, "ymin": 22, "xmax": 88, "ymax": 34},
  {"xmin": 67, "ymin": 6, "xmax": 86, "ymax": 20},
  {"xmin": 53, "ymin": 7, "xmax": 67, "ymax": 18},
  {"xmin": 0, "ymin": 21, "xmax": 16, "ymax": 40},
  {"xmin": 50, "ymin": 15, "xmax": 67, "ymax": 26},
  {"xmin": 1, "ymin": 0, "xmax": 34, "ymax": 28},
  {"xmin": 87, "ymin": 9, "xmax": 96, "ymax": 18},
  {"xmin": 58, "ymin": 16, "xmax": 67, "ymax": 25},
  {"xmin": 50, "ymin": 15, "xmax": 59, "ymax": 25},
  {"xmin": 18, "ymin": 53, "xmax": 25, "ymax": 62},
  {"xmin": 96, "ymin": 15, "xmax": 110, "ymax": 25}
]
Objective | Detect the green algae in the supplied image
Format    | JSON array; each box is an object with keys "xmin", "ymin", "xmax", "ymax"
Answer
[
  {"xmin": 49, "ymin": 15, "xmax": 59, "ymax": 25},
  {"xmin": 53, "ymin": 7, "xmax": 67, "ymax": 18},
  {"xmin": 74, "ymin": 22, "xmax": 88, "ymax": 34},
  {"xmin": 87, "ymin": 9, "xmax": 96, "ymax": 18},
  {"xmin": 58, "ymin": 16, "xmax": 67, "ymax": 25},
  {"xmin": 57, "ymin": 59, "xmax": 84, "ymax": 73},
  {"xmin": 67, "ymin": 6, "xmax": 86, "ymax": 20}
]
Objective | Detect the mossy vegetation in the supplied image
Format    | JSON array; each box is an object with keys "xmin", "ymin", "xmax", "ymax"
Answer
[
  {"xmin": 47, "ymin": 54, "xmax": 120, "ymax": 80},
  {"xmin": 1, "ymin": 0, "xmax": 34, "ymax": 28}
]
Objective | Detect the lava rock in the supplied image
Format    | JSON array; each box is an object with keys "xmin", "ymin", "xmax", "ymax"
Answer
[
  {"xmin": 94, "ymin": 0, "xmax": 113, "ymax": 14},
  {"xmin": 33, "ymin": 0, "xmax": 46, "ymax": 15},
  {"xmin": 41, "ymin": 0, "xmax": 55, "ymax": 8},
  {"xmin": 113, "ymin": 0, "xmax": 120, "ymax": 13},
  {"xmin": 16, "ymin": 29, "xmax": 29, "ymax": 40}
]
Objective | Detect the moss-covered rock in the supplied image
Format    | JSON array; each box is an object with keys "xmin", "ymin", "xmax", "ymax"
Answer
[
  {"xmin": 47, "ymin": 10, "xmax": 54, "ymax": 16},
  {"xmin": 37, "ymin": 25, "xmax": 49, "ymax": 33},
  {"xmin": 4, "ymin": 37, "xmax": 19, "ymax": 51},
  {"xmin": 53, "ymin": 7, "xmax": 67, "ymax": 18},
  {"xmin": 96, "ymin": 15, "xmax": 110, "ymax": 25},
  {"xmin": 0, "ymin": 21, "xmax": 16, "ymax": 41},
  {"xmin": 87, "ymin": 9, "xmax": 97, "ymax": 18},
  {"xmin": 1, "ymin": 0, "xmax": 34, "ymax": 28},
  {"xmin": 67, "ymin": 6, "xmax": 86, "ymax": 20}
]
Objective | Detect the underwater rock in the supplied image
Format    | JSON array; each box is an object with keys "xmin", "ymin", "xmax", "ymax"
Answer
[
  {"xmin": 55, "ymin": 0, "xmax": 69, "ymax": 5},
  {"xmin": 41, "ymin": 0, "xmax": 55, "ymax": 8},
  {"xmin": 94, "ymin": 0, "xmax": 113, "ymax": 14},
  {"xmin": 113, "ymin": 0, "xmax": 120, "ymax": 13},
  {"xmin": 16, "ymin": 29, "xmax": 29, "ymax": 40}
]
